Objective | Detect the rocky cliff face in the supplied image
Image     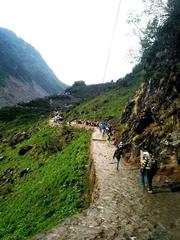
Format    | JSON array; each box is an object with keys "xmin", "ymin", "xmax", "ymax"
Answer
[
  {"xmin": 120, "ymin": 70, "xmax": 179, "ymax": 175},
  {"xmin": 0, "ymin": 28, "xmax": 67, "ymax": 107},
  {"xmin": 118, "ymin": 4, "xmax": 180, "ymax": 180}
]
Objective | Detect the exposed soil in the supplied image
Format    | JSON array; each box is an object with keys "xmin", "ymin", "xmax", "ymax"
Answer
[{"xmin": 33, "ymin": 126, "xmax": 180, "ymax": 240}]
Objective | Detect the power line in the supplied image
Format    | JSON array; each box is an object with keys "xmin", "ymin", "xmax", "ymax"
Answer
[{"xmin": 102, "ymin": 0, "xmax": 123, "ymax": 83}]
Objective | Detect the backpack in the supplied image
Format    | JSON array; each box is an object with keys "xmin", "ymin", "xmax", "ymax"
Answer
[
  {"xmin": 142, "ymin": 151, "xmax": 158, "ymax": 174},
  {"xmin": 141, "ymin": 151, "xmax": 151, "ymax": 169},
  {"xmin": 150, "ymin": 157, "xmax": 158, "ymax": 175},
  {"xmin": 142, "ymin": 151, "xmax": 150, "ymax": 160}
]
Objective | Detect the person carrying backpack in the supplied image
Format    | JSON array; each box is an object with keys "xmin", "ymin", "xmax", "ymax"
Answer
[
  {"xmin": 140, "ymin": 148, "xmax": 157, "ymax": 193},
  {"xmin": 113, "ymin": 142, "xmax": 123, "ymax": 170}
]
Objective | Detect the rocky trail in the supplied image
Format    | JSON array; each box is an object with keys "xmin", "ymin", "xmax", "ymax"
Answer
[{"xmin": 33, "ymin": 126, "xmax": 180, "ymax": 240}]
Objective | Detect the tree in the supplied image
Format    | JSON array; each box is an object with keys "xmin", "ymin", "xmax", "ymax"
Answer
[{"xmin": 127, "ymin": 0, "xmax": 168, "ymax": 55}]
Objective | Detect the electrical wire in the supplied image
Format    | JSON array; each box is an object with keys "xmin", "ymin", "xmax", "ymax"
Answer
[{"xmin": 102, "ymin": 0, "xmax": 123, "ymax": 83}]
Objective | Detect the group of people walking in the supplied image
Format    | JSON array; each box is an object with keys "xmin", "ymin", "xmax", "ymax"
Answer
[
  {"xmin": 76, "ymin": 118, "xmax": 158, "ymax": 194},
  {"xmin": 99, "ymin": 122, "xmax": 112, "ymax": 142},
  {"xmin": 107, "ymin": 126, "xmax": 158, "ymax": 193}
]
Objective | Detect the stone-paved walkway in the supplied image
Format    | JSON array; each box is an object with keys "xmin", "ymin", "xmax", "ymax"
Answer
[{"xmin": 33, "ymin": 127, "xmax": 180, "ymax": 240}]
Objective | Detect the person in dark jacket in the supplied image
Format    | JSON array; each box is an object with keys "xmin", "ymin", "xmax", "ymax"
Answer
[{"xmin": 113, "ymin": 142, "xmax": 123, "ymax": 170}]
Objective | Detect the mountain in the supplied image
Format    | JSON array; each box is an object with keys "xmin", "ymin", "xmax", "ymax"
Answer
[{"xmin": 0, "ymin": 27, "xmax": 67, "ymax": 107}]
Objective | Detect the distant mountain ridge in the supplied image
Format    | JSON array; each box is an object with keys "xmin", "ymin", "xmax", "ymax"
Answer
[{"xmin": 0, "ymin": 27, "xmax": 67, "ymax": 107}]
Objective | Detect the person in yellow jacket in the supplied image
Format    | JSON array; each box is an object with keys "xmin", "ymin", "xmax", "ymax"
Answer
[{"xmin": 140, "ymin": 149, "xmax": 154, "ymax": 193}]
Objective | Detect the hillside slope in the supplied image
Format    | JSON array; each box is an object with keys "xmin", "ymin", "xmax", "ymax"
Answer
[
  {"xmin": 0, "ymin": 107, "xmax": 92, "ymax": 239},
  {"xmin": 65, "ymin": 81, "xmax": 116, "ymax": 99},
  {"xmin": 65, "ymin": 66, "xmax": 144, "ymax": 122},
  {"xmin": 0, "ymin": 28, "xmax": 67, "ymax": 107},
  {"xmin": 118, "ymin": 2, "xmax": 180, "ymax": 179}
]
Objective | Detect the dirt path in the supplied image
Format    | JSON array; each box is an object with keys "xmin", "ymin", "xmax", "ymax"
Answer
[{"xmin": 33, "ymin": 127, "xmax": 180, "ymax": 240}]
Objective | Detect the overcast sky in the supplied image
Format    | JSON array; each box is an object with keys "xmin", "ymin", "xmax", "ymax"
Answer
[{"xmin": 0, "ymin": 0, "xmax": 143, "ymax": 86}]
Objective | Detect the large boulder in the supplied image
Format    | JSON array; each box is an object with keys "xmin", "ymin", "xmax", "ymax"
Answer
[
  {"xmin": 18, "ymin": 146, "xmax": 33, "ymax": 155},
  {"xmin": 0, "ymin": 156, "xmax": 5, "ymax": 161}
]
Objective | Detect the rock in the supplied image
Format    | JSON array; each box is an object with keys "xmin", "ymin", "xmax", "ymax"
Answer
[
  {"xmin": 73, "ymin": 80, "xmax": 86, "ymax": 87},
  {"xmin": 47, "ymin": 145, "xmax": 59, "ymax": 154},
  {"xmin": 120, "ymin": 98, "xmax": 135, "ymax": 124},
  {"xmin": 170, "ymin": 183, "xmax": 180, "ymax": 192},
  {"xmin": 84, "ymin": 164, "xmax": 89, "ymax": 169},
  {"xmin": 0, "ymin": 156, "xmax": 5, "ymax": 161},
  {"xmin": 18, "ymin": 146, "xmax": 33, "ymax": 155},
  {"xmin": 134, "ymin": 110, "xmax": 154, "ymax": 134},
  {"xmin": 19, "ymin": 168, "xmax": 32, "ymax": 177},
  {"xmin": 38, "ymin": 162, "xmax": 45, "ymax": 168},
  {"xmin": 65, "ymin": 132, "xmax": 74, "ymax": 142},
  {"xmin": 28, "ymin": 127, "xmax": 40, "ymax": 134},
  {"xmin": 0, "ymin": 168, "xmax": 14, "ymax": 184},
  {"xmin": 10, "ymin": 131, "xmax": 28, "ymax": 145}
]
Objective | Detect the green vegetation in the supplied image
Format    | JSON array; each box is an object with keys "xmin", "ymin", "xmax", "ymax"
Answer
[
  {"xmin": 0, "ymin": 107, "xmax": 50, "ymax": 135},
  {"xmin": 18, "ymin": 94, "xmax": 74, "ymax": 110},
  {"xmin": 0, "ymin": 107, "xmax": 92, "ymax": 239},
  {"xmin": 66, "ymin": 82, "xmax": 116, "ymax": 99},
  {"xmin": 0, "ymin": 68, "xmax": 143, "ymax": 240},
  {"xmin": 65, "ymin": 77, "xmax": 143, "ymax": 122},
  {"xmin": 19, "ymin": 98, "xmax": 51, "ymax": 109}
]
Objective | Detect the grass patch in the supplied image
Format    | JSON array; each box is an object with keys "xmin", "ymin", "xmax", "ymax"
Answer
[
  {"xmin": 0, "ymin": 107, "xmax": 92, "ymax": 239},
  {"xmin": 65, "ymin": 78, "xmax": 142, "ymax": 122},
  {"xmin": 0, "ymin": 107, "xmax": 50, "ymax": 136}
]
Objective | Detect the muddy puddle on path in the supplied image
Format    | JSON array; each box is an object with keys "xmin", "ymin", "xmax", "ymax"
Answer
[{"xmin": 34, "ymin": 127, "xmax": 180, "ymax": 240}]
